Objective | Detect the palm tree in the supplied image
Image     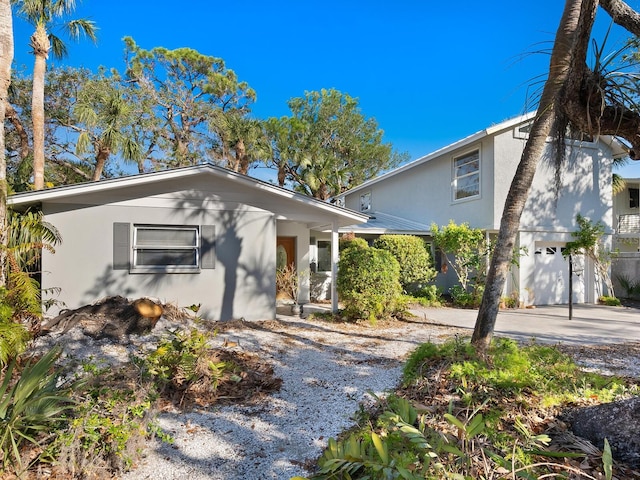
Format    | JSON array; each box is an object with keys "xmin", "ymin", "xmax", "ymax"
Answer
[
  {"xmin": 13, "ymin": 0, "xmax": 96, "ymax": 190},
  {"xmin": 74, "ymin": 75, "xmax": 142, "ymax": 180},
  {"xmin": 0, "ymin": 0, "xmax": 13, "ymax": 288},
  {"xmin": 473, "ymin": 0, "xmax": 640, "ymax": 351},
  {"xmin": 472, "ymin": 0, "xmax": 594, "ymax": 352},
  {"xmin": 210, "ymin": 111, "xmax": 268, "ymax": 175}
]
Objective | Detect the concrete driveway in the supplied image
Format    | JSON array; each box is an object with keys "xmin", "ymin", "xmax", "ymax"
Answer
[{"xmin": 408, "ymin": 304, "xmax": 640, "ymax": 345}]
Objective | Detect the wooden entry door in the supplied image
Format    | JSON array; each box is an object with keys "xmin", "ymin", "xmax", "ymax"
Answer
[{"xmin": 276, "ymin": 236, "xmax": 296, "ymax": 299}]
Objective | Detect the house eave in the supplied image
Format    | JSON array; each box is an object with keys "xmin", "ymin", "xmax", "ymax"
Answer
[{"xmin": 8, "ymin": 164, "xmax": 369, "ymax": 227}]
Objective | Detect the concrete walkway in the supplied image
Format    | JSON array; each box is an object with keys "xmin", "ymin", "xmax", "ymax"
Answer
[{"xmin": 408, "ymin": 304, "xmax": 640, "ymax": 346}]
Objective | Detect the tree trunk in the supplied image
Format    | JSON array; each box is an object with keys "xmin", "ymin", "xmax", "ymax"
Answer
[
  {"xmin": 92, "ymin": 144, "xmax": 111, "ymax": 181},
  {"xmin": 472, "ymin": 0, "xmax": 597, "ymax": 352},
  {"xmin": 31, "ymin": 23, "xmax": 49, "ymax": 191},
  {"xmin": 5, "ymin": 102, "xmax": 29, "ymax": 161},
  {"xmin": 0, "ymin": 0, "xmax": 13, "ymax": 288}
]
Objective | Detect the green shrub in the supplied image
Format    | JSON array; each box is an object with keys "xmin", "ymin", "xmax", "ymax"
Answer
[
  {"xmin": 0, "ymin": 321, "xmax": 30, "ymax": 367},
  {"xmin": 616, "ymin": 274, "xmax": 640, "ymax": 299},
  {"xmin": 0, "ymin": 347, "xmax": 74, "ymax": 474},
  {"xmin": 337, "ymin": 244, "xmax": 403, "ymax": 323},
  {"xmin": 598, "ymin": 295, "xmax": 621, "ymax": 306},
  {"xmin": 373, "ymin": 235, "xmax": 436, "ymax": 294},
  {"xmin": 0, "ymin": 291, "xmax": 31, "ymax": 367},
  {"xmin": 450, "ymin": 284, "xmax": 483, "ymax": 308},
  {"xmin": 339, "ymin": 234, "xmax": 369, "ymax": 252}
]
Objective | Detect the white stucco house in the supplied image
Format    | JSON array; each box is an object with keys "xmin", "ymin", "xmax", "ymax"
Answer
[
  {"xmin": 8, "ymin": 164, "xmax": 368, "ymax": 321},
  {"xmin": 325, "ymin": 112, "xmax": 628, "ymax": 306}
]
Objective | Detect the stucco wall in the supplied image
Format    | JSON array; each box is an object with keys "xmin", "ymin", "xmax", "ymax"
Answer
[
  {"xmin": 41, "ymin": 197, "xmax": 277, "ymax": 321},
  {"xmin": 344, "ymin": 138, "xmax": 496, "ymax": 229}
]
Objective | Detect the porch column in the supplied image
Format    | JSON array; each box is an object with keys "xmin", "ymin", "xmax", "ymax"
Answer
[{"xmin": 331, "ymin": 220, "xmax": 339, "ymax": 313}]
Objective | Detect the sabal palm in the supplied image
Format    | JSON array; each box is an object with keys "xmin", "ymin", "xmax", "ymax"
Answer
[
  {"xmin": 74, "ymin": 75, "xmax": 142, "ymax": 180},
  {"xmin": 13, "ymin": 0, "xmax": 96, "ymax": 190},
  {"xmin": 210, "ymin": 111, "xmax": 268, "ymax": 174}
]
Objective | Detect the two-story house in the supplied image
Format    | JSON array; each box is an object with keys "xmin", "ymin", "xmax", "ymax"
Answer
[{"xmin": 313, "ymin": 112, "xmax": 627, "ymax": 306}]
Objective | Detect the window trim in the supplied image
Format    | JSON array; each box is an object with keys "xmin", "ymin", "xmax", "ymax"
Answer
[
  {"xmin": 452, "ymin": 148, "xmax": 481, "ymax": 202},
  {"xmin": 132, "ymin": 224, "xmax": 201, "ymax": 273}
]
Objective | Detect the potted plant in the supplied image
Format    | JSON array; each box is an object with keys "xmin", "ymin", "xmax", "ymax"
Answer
[{"xmin": 276, "ymin": 264, "xmax": 305, "ymax": 315}]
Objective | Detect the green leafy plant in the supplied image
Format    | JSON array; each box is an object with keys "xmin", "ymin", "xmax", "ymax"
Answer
[
  {"xmin": 565, "ymin": 214, "xmax": 616, "ymax": 299},
  {"xmin": 143, "ymin": 328, "xmax": 213, "ymax": 390},
  {"xmin": 373, "ymin": 235, "xmax": 437, "ymax": 294},
  {"xmin": 598, "ymin": 295, "xmax": 621, "ymax": 306},
  {"xmin": 337, "ymin": 242, "xmax": 404, "ymax": 323},
  {"xmin": 431, "ymin": 221, "xmax": 488, "ymax": 293},
  {"xmin": 46, "ymin": 360, "xmax": 166, "ymax": 477},
  {"xmin": 615, "ymin": 274, "xmax": 640, "ymax": 299},
  {"xmin": 0, "ymin": 347, "xmax": 73, "ymax": 474}
]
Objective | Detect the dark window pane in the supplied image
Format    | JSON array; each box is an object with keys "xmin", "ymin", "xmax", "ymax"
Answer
[
  {"xmin": 136, "ymin": 249, "xmax": 197, "ymax": 267},
  {"xmin": 137, "ymin": 228, "xmax": 197, "ymax": 247}
]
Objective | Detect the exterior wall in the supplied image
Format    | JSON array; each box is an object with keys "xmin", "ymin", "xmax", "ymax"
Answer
[
  {"xmin": 42, "ymin": 194, "xmax": 277, "ymax": 321},
  {"xmin": 342, "ymin": 119, "xmax": 616, "ymax": 305},
  {"xmin": 343, "ymin": 138, "xmax": 496, "ymax": 229}
]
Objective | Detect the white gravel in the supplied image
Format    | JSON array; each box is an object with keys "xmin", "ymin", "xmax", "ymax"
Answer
[
  {"xmin": 117, "ymin": 309, "xmax": 465, "ymax": 480},
  {"xmin": 36, "ymin": 304, "xmax": 639, "ymax": 479},
  {"xmin": 34, "ymin": 305, "xmax": 467, "ymax": 480}
]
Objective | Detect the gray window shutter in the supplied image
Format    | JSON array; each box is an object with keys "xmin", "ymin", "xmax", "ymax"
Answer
[
  {"xmin": 201, "ymin": 225, "xmax": 216, "ymax": 269},
  {"xmin": 113, "ymin": 223, "xmax": 130, "ymax": 270}
]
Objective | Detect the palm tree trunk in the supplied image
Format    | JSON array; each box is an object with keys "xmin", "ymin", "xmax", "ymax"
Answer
[
  {"xmin": 31, "ymin": 23, "xmax": 49, "ymax": 191},
  {"xmin": 92, "ymin": 144, "xmax": 111, "ymax": 181},
  {"xmin": 0, "ymin": 0, "xmax": 13, "ymax": 287},
  {"xmin": 471, "ymin": 0, "xmax": 598, "ymax": 352}
]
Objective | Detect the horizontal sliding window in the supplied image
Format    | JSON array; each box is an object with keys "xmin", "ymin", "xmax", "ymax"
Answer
[{"xmin": 133, "ymin": 225, "xmax": 199, "ymax": 270}]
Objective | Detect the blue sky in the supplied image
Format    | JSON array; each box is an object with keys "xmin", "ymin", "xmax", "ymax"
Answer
[{"xmin": 10, "ymin": 0, "xmax": 640, "ymax": 178}]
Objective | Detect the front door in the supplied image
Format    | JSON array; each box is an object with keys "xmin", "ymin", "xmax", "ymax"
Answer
[{"xmin": 276, "ymin": 236, "xmax": 296, "ymax": 299}]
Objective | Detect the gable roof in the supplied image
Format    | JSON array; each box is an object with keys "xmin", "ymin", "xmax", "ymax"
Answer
[
  {"xmin": 8, "ymin": 163, "xmax": 369, "ymax": 229},
  {"xmin": 342, "ymin": 111, "xmax": 629, "ymax": 197}
]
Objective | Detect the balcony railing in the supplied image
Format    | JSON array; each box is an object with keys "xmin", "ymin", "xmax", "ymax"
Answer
[{"xmin": 618, "ymin": 213, "xmax": 640, "ymax": 234}]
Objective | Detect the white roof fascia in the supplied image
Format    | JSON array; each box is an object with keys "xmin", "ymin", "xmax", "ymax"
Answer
[{"xmin": 8, "ymin": 164, "xmax": 369, "ymax": 225}]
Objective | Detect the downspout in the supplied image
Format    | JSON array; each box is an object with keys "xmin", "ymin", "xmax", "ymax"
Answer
[{"xmin": 331, "ymin": 220, "xmax": 339, "ymax": 313}]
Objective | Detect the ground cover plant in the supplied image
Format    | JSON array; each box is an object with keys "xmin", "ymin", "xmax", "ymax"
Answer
[
  {"xmin": 298, "ymin": 337, "xmax": 640, "ymax": 479},
  {"xmin": 0, "ymin": 317, "xmax": 283, "ymax": 478}
]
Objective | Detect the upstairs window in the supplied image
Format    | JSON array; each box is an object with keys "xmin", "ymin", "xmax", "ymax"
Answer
[
  {"xmin": 630, "ymin": 187, "xmax": 639, "ymax": 209},
  {"xmin": 453, "ymin": 150, "xmax": 480, "ymax": 200},
  {"xmin": 360, "ymin": 191, "xmax": 372, "ymax": 212}
]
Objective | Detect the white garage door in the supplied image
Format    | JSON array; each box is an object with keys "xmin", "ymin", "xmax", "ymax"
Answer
[{"xmin": 534, "ymin": 243, "xmax": 584, "ymax": 305}]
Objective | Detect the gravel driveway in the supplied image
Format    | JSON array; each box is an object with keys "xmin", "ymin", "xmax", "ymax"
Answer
[{"xmin": 121, "ymin": 312, "xmax": 467, "ymax": 480}]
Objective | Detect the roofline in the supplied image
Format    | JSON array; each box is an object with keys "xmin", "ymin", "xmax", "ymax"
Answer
[
  {"xmin": 338, "ymin": 227, "xmax": 432, "ymax": 235},
  {"xmin": 342, "ymin": 112, "xmax": 537, "ymax": 197},
  {"xmin": 8, "ymin": 163, "xmax": 369, "ymax": 224},
  {"xmin": 342, "ymin": 111, "xmax": 629, "ymax": 197}
]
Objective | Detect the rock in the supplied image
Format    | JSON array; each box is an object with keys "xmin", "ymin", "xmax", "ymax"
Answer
[{"xmin": 563, "ymin": 396, "xmax": 640, "ymax": 467}]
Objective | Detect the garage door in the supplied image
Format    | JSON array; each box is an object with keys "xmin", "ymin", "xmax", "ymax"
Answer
[{"xmin": 534, "ymin": 243, "xmax": 584, "ymax": 305}]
